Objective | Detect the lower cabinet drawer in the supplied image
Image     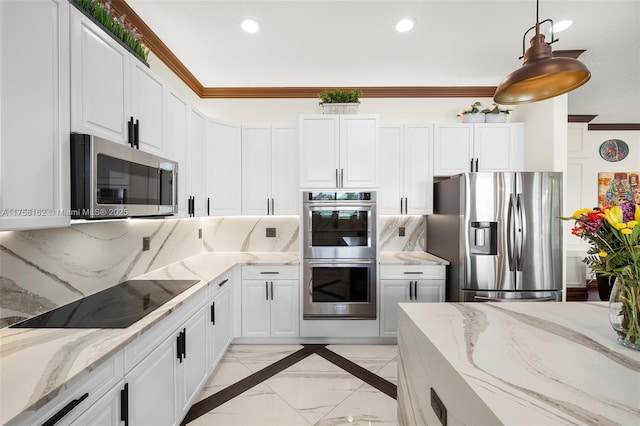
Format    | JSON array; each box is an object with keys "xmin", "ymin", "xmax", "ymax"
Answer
[
  {"xmin": 380, "ymin": 265, "xmax": 445, "ymax": 280},
  {"xmin": 241, "ymin": 265, "xmax": 298, "ymax": 280}
]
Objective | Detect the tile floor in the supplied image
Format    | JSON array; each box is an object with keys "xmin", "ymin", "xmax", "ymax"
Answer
[{"xmin": 186, "ymin": 344, "xmax": 398, "ymax": 426}]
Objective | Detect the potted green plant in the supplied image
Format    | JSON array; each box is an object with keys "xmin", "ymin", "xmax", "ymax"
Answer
[
  {"xmin": 457, "ymin": 102, "xmax": 486, "ymax": 123},
  {"xmin": 318, "ymin": 89, "xmax": 363, "ymax": 114},
  {"xmin": 483, "ymin": 103, "xmax": 513, "ymax": 123}
]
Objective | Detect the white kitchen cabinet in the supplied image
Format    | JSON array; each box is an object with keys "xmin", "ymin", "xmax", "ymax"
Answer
[
  {"xmin": 379, "ymin": 265, "xmax": 445, "ymax": 337},
  {"xmin": 126, "ymin": 335, "xmax": 178, "ymax": 426},
  {"xmin": 299, "ymin": 115, "xmax": 379, "ymax": 189},
  {"xmin": 187, "ymin": 107, "xmax": 206, "ymax": 217},
  {"xmin": 241, "ymin": 266, "xmax": 299, "ymax": 337},
  {"xmin": 70, "ymin": 6, "xmax": 166, "ymax": 154},
  {"xmin": 242, "ymin": 125, "xmax": 298, "ymax": 215},
  {"xmin": 70, "ymin": 380, "xmax": 123, "ymax": 426},
  {"xmin": 0, "ymin": 0, "xmax": 70, "ymax": 231},
  {"xmin": 130, "ymin": 60, "xmax": 165, "ymax": 155},
  {"xmin": 205, "ymin": 118, "xmax": 242, "ymax": 216},
  {"xmin": 379, "ymin": 124, "xmax": 434, "ymax": 215},
  {"xmin": 177, "ymin": 304, "xmax": 209, "ymax": 416},
  {"xmin": 165, "ymin": 89, "xmax": 189, "ymax": 217},
  {"xmin": 207, "ymin": 277, "xmax": 233, "ymax": 373},
  {"xmin": 433, "ymin": 123, "xmax": 524, "ymax": 176}
]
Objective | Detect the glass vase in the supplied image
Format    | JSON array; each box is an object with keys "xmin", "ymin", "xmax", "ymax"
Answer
[{"xmin": 608, "ymin": 279, "xmax": 640, "ymax": 351}]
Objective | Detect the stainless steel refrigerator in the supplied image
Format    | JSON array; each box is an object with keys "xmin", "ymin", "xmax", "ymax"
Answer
[{"xmin": 427, "ymin": 172, "xmax": 563, "ymax": 302}]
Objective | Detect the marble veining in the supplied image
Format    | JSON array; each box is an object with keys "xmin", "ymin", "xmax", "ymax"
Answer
[
  {"xmin": 0, "ymin": 251, "xmax": 299, "ymax": 425},
  {"xmin": 203, "ymin": 216, "xmax": 299, "ymax": 252},
  {"xmin": 378, "ymin": 251, "xmax": 449, "ymax": 265},
  {"xmin": 379, "ymin": 215, "xmax": 425, "ymax": 251},
  {"xmin": 398, "ymin": 302, "xmax": 640, "ymax": 426}
]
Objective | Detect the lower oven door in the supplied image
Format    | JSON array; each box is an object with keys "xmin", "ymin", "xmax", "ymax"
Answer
[{"xmin": 303, "ymin": 259, "xmax": 376, "ymax": 319}]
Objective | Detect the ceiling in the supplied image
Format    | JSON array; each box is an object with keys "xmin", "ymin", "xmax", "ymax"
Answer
[{"xmin": 126, "ymin": 0, "xmax": 640, "ymax": 124}]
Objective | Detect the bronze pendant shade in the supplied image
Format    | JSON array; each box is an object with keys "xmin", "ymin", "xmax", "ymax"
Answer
[{"xmin": 494, "ymin": 2, "xmax": 591, "ymax": 105}]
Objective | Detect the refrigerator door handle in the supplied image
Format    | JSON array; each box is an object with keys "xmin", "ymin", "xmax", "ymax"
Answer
[
  {"xmin": 516, "ymin": 193, "xmax": 526, "ymax": 271},
  {"xmin": 507, "ymin": 194, "xmax": 517, "ymax": 271}
]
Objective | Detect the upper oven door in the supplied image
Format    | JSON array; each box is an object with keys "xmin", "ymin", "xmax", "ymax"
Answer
[{"xmin": 303, "ymin": 201, "xmax": 376, "ymax": 259}]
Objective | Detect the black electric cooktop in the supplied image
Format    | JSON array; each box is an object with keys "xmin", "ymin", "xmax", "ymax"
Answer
[{"xmin": 10, "ymin": 279, "xmax": 200, "ymax": 329}]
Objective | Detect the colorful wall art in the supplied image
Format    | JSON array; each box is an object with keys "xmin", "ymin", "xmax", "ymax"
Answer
[{"xmin": 598, "ymin": 172, "xmax": 640, "ymax": 208}]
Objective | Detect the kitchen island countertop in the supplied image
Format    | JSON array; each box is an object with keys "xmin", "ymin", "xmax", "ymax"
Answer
[
  {"xmin": 397, "ymin": 302, "xmax": 640, "ymax": 425},
  {"xmin": 0, "ymin": 251, "xmax": 298, "ymax": 425}
]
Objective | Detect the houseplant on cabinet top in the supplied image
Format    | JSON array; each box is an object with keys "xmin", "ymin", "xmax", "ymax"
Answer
[
  {"xmin": 482, "ymin": 103, "xmax": 513, "ymax": 123},
  {"xmin": 457, "ymin": 101, "xmax": 486, "ymax": 123},
  {"xmin": 318, "ymin": 89, "xmax": 363, "ymax": 114}
]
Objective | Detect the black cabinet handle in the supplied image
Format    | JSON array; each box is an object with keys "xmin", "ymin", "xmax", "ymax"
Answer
[
  {"xmin": 265, "ymin": 282, "xmax": 269, "ymax": 300},
  {"xmin": 120, "ymin": 383, "xmax": 129, "ymax": 426},
  {"xmin": 475, "ymin": 158, "xmax": 479, "ymax": 171},
  {"xmin": 42, "ymin": 392, "xmax": 89, "ymax": 426},
  {"xmin": 470, "ymin": 158, "xmax": 474, "ymax": 172},
  {"xmin": 127, "ymin": 117, "xmax": 134, "ymax": 148},
  {"xmin": 409, "ymin": 281, "xmax": 414, "ymax": 301},
  {"xmin": 414, "ymin": 281, "xmax": 418, "ymax": 300},
  {"xmin": 176, "ymin": 332, "xmax": 183, "ymax": 363},
  {"xmin": 134, "ymin": 119, "xmax": 140, "ymax": 149},
  {"xmin": 218, "ymin": 278, "xmax": 229, "ymax": 287},
  {"xmin": 259, "ymin": 271, "xmax": 279, "ymax": 275},
  {"xmin": 267, "ymin": 198, "xmax": 270, "ymax": 215},
  {"xmin": 404, "ymin": 198, "xmax": 408, "ymax": 214},
  {"xmin": 400, "ymin": 198, "xmax": 403, "ymax": 214},
  {"xmin": 271, "ymin": 198, "xmax": 274, "ymax": 215},
  {"xmin": 270, "ymin": 281, "xmax": 274, "ymax": 300},
  {"xmin": 207, "ymin": 197, "xmax": 210, "ymax": 216},
  {"xmin": 211, "ymin": 302, "xmax": 216, "ymax": 325},
  {"xmin": 181, "ymin": 328, "xmax": 186, "ymax": 359}
]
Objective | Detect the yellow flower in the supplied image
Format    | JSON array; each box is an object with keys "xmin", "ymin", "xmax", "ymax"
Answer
[
  {"xmin": 635, "ymin": 205, "xmax": 640, "ymax": 223},
  {"xmin": 599, "ymin": 251, "xmax": 608, "ymax": 257},
  {"xmin": 628, "ymin": 220, "xmax": 638, "ymax": 228},
  {"xmin": 622, "ymin": 228, "xmax": 633, "ymax": 235},
  {"xmin": 572, "ymin": 208, "xmax": 593, "ymax": 219},
  {"xmin": 602, "ymin": 206, "xmax": 624, "ymax": 227},
  {"xmin": 616, "ymin": 223, "xmax": 628, "ymax": 230}
]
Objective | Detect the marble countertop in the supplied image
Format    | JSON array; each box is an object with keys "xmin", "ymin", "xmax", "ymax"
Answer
[
  {"xmin": 398, "ymin": 302, "xmax": 640, "ymax": 425},
  {"xmin": 379, "ymin": 251, "xmax": 449, "ymax": 265},
  {"xmin": 0, "ymin": 251, "xmax": 299, "ymax": 425}
]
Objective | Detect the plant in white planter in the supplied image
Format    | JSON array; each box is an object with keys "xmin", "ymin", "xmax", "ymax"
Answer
[
  {"xmin": 318, "ymin": 89, "xmax": 363, "ymax": 114},
  {"xmin": 457, "ymin": 102, "xmax": 486, "ymax": 123},
  {"xmin": 482, "ymin": 104, "xmax": 513, "ymax": 123}
]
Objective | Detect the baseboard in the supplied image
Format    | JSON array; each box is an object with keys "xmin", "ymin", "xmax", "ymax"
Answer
[{"xmin": 566, "ymin": 287, "xmax": 589, "ymax": 301}]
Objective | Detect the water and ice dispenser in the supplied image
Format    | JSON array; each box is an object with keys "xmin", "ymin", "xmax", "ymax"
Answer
[{"xmin": 469, "ymin": 222, "xmax": 497, "ymax": 255}]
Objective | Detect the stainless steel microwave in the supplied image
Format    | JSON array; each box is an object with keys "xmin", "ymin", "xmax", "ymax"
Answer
[{"xmin": 70, "ymin": 133, "xmax": 178, "ymax": 219}]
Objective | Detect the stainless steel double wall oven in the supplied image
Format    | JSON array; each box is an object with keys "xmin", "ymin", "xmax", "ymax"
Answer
[{"xmin": 302, "ymin": 191, "xmax": 377, "ymax": 319}]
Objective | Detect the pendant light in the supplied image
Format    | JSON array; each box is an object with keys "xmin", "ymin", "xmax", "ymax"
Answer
[{"xmin": 493, "ymin": 0, "xmax": 590, "ymax": 105}]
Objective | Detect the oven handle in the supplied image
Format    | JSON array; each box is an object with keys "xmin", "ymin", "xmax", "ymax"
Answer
[
  {"xmin": 305, "ymin": 203, "xmax": 375, "ymax": 208},
  {"xmin": 306, "ymin": 259, "xmax": 375, "ymax": 265}
]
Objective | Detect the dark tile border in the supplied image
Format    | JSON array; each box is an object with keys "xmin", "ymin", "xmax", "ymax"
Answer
[{"xmin": 182, "ymin": 344, "xmax": 398, "ymax": 424}]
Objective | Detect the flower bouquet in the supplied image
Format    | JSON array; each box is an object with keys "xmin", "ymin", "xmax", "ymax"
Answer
[{"xmin": 564, "ymin": 202, "xmax": 640, "ymax": 350}]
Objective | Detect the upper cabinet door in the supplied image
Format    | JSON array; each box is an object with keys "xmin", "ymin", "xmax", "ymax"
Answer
[
  {"xmin": 403, "ymin": 124, "xmax": 433, "ymax": 214},
  {"xmin": 130, "ymin": 62, "xmax": 165, "ymax": 155},
  {"xmin": 433, "ymin": 124, "xmax": 474, "ymax": 176},
  {"xmin": 206, "ymin": 119, "xmax": 242, "ymax": 216},
  {"xmin": 473, "ymin": 123, "xmax": 524, "ymax": 172},
  {"xmin": 299, "ymin": 115, "xmax": 340, "ymax": 188},
  {"xmin": 378, "ymin": 125, "xmax": 404, "ymax": 215},
  {"xmin": 241, "ymin": 125, "xmax": 272, "ymax": 215},
  {"xmin": 271, "ymin": 126, "xmax": 299, "ymax": 215},
  {"xmin": 165, "ymin": 89, "xmax": 189, "ymax": 217},
  {"xmin": 0, "ymin": 0, "xmax": 70, "ymax": 231},
  {"xmin": 70, "ymin": 7, "xmax": 129, "ymax": 144},
  {"xmin": 188, "ymin": 108, "xmax": 206, "ymax": 216},
  {"xmin": 340, "ymin": 115, "xmax": 379, "ymax": 188}
]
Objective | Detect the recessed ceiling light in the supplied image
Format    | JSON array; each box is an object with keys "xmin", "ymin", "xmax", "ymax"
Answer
[
  {"xmin": 395, "ymin": 18, "xmax": 415, "ymax": 33},
  {"xmin": 241, "ymin": 19, "xmax": 260, "ymax": 34},
  {"xmin": 551, "ymin": 20, "xmax": 572, "ymax": 33}
]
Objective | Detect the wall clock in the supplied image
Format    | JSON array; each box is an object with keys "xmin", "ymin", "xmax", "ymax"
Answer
[{"xmin": 599, "ymin": 139, "xmax": 629, "ymax": 162}]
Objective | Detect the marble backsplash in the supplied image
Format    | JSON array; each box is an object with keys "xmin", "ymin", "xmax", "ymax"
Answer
[
  {"xmin": 379, "ymin": 215, "xmax": 426, "ymax": 251},
  {"xmin": 0, "ymin": 218, "xmax": 205, "ymax": 327},
  {"xmin": 0, "ymin": 214, "xmax": 425, "ymax": 327}
]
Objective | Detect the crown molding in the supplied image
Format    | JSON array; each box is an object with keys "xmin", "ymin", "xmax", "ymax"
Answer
[
  {"xmin": 587, "ymin": 123, "xmax": 640, "ymax": 131},
  {"xmin": 568, "ymin": 115, "xmax": 598, "ymax": 123}
]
